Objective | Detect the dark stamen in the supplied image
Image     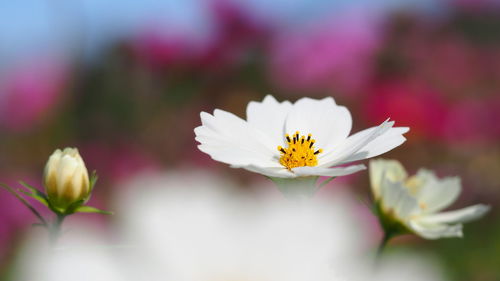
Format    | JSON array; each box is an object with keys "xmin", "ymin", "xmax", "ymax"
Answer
[
  {"xmin": 307, "ymin": 135, "xmax": 311, "ymax": 141},
  {"xmin": 286, "ymin": 136, "xmax": 291, "ymax": 143},
  {"xmin": 280, "ymin": 148, "xmax": 286, "ymax": 154},
  {"xmin": 314, "ymin": 150, "xmax": 320, "ymax": 155},
  {"xmin": 309, "ymin": 142, "xmax": 314, "ymax": 148}
]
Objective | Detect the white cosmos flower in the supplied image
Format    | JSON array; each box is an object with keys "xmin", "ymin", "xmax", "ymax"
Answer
[
  {"xmin": 370, "ymin": 159, "xmax": 490, "ymax": 239},
  {"xmin": 195, "ymin": 95, "xmax": 409, "ymax": 179}
]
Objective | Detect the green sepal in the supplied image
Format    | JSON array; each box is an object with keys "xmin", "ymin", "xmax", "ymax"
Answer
[
  {"xmin": 18, "ymin": 181, "xmax": 49, "ymax": 207},
  {"xmin": 74, "ymin": 205, "xmax": 113, "ymax": 215},
  {"xmin": 269, "ymin": 176, "xmax": 320, "ymax": 199},
  {"xmin": 61, "ymin": 199, "xmax": 86, "ymax": 215},
  {"xmin": 89, "ymin": 171, "xmax": 98, "ymax": 192},
  {"xmin": 374, "ymin": 201, "xmax": 411, "ymax": 238}
]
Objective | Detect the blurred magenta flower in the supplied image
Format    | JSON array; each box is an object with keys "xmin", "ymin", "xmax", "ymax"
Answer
[
  {"xmin": 408, "ymin": 33, "xmax": 492, "ymax": 98},
  {"xmin": 0, "ymin": 176, "xmax": 51, "ymax": 265},
  {"xmin": 131, "ymin": 26, "xmax": 197, "ymax": 70},
  {"xmin": 443, "ymin": 97, "xmax": 500, "ymax": 145},
  {"xmin": 128, "ymin": 0, "xmax": 220, "ymax": 70},
  {"xmin": 268, "ymin": 12, "xmax": 382, "ymax": 95},
  {"xmin": 195, "ymin": 0, "xmax": 268, "ymax": 72},
  {"xmin": 81, "ymin": 141, "xmax": 159, "ymax": 184},
  {"xmin": 364, "ymin": 81, "xmax": 448, "ymax": 141},
  {"xmin": 454, "ymin": 0, "xmax": 500, "ymax": 10},
  {"xmin": 0, "ymin": 58, "xmax": 66, "ymax": 132},
  {"xmin": 0, "ymin": 189, "xmax": 31, "ymax": 263}
]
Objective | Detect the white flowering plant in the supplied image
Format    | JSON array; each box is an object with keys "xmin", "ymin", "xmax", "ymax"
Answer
[
  {"xmin": 369, "ymin": 159, "xmax": 490, "ymax": 254},
  {"xmin": 195, "ymin": 95, "xmax": 409, "ymax": 197},
  {"xmin": 0, "ymin": 147, "xmax": 111, "ymax": 242}
]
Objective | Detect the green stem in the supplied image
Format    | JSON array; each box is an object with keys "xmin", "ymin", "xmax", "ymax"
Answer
[
  {"xmin": 0, "ymin": 183, "xmax": 48, "ymax": 227},
  {"xmin": 50, "ymin": 214, "xmax": 66, "ymax": 245},
  {"xmin": 376, "ymin": 231, "xmax": 393, "ymax": 258}
]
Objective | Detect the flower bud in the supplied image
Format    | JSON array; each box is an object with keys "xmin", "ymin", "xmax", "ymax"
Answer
[{"xmin": 44, "ymin": 148, "xmax": 90, "ymax": 212}]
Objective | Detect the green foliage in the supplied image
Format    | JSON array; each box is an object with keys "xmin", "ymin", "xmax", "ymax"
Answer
[
  {"xmin": 74, "ymin": 206, "xmax": 113, "ymax": 215},
  {"xmin": 17, "ymin": 181, "xmax": 49, "ymax": 207}
]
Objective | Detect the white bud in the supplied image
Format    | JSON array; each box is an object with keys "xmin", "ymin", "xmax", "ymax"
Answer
[{"xmin": 44, "ymin": 148, "xmax": 90, "ymax": 211}]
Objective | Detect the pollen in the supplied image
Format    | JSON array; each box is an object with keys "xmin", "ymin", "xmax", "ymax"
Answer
[{"xmin": 277, "ymin": 131, "xmax": 323, "ymax": 170}]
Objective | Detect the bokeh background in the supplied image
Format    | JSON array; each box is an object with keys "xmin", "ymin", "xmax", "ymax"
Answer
[{"xmin": 0, "ymin": 0, "xmax": 499, "ymax": 280}]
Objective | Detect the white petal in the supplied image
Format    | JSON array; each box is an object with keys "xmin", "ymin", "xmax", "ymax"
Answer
[
  {"xmin": 44, "ymin": 150, "xmax": 62, "ymax": 184},
  {"xmin": 237, "ymin": 165, "xmax": 295, "ymax": 178},
  {"xmin": 339, "ymin": 127, "xmax": 409, "ymax": 164},
  {"xmin": 394, "ymin": 194, "xmax": 419, "ymax": 220},
  {"xmin": 417, "ymin": 204, "xmax": 490, "ymax": 225},
  {"xmin": 246, "ymin": 95, "xmax": 293, "ymax": 145},
  {"xmin": 292, "ymin": 164, "xmax": 366, "ymax": 177},
  {"xmin": 195, "ymin": 110, "xmax": 281, "ymax": 168},
  {"xmin": 410, "ymin": 170, "xmax": 461, "ymax": 213},
  {"xmin": 369, "ymin": 159, "xmax": 408, "ymax": 199},
  {"xmin": 408, "ymin": 219, "xmax": 463, "ymax": 239},
  {"xmin": 320, "ymin": 119, "xmax": 394, "ymax": 167},
  {"xmin": 285, "ymin": 97, "xmax": 352, "ymax": 155},
  {"xmin": 56, "ymin": 156, "xmax": 78, "ymax": 196},
  {"xmin": 70, "ymin": 165, "xmax": 85, "ymax": 199},
  {"xmin": 379, "ymin": 178, "xmax": 418, "ymax": 220},
  {"xmin": 198, "ymin": 144, "xmax": 278, "ymax": 168}
]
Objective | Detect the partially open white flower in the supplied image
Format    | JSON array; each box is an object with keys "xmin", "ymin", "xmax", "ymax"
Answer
[
  {"xmin": 370, "ymin": 159, "xmax": 490, "ymax": 239},
  {"xmin": 195, "ymin": 95, "xmax": 409, "ymax": 178},
  {"xmin": 44, "ymin": 148, "xmax": 90, "ymax": 211}
]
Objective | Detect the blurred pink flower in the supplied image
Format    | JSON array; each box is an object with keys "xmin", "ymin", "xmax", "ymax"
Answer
[
  {"xmin": 0, "ymin": 59, "xmax": 66, "ymax": 132},
  {"xmin": 409, "ymin": 33, "xmax": 496, "ymax": 98},
  {"xmin": 81, "ymin": 141, "xmax": 159, "ymax": 184},
  {"xmin": 454, "ymin": 0, "xmax": 500, "ymax": 10},
  {"xmin": 443, "ymin": 97, "xmax": 500, "ymax": 145},
  {"xmin": 364, "ymin": 81, "xmax": 448, "ymax": 141},
  {"xmin": 0, "ymin": 191, "xmax": 31, "ymax": 263},
  {"xmin": 0, "ymin": 177, "xmax": 50, "ymax": 265},
  {"xmin": 196, "ymin": 0, "xmax": 269, "ymax": 72},
  {"xmin": 131, "ymin": 26, "xmax": 197, "ymax": 70},
  {"xmin": 268, "ymin": 12, "xmax": 382, "ymax": 95}
]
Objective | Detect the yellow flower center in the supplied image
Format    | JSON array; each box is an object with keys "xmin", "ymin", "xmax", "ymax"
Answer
[{"xmin": 277, "ymin": 131, "xmax": 323, "ymax": 170}]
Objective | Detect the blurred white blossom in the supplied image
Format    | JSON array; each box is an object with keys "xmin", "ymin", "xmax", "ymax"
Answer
[
  {"xmin": 370, "ymin": 159, "xmax": 490, "ymax": 239},
  {"xmin": 15, "ymin": 171, "xmax": 446, "ymax": 281}
]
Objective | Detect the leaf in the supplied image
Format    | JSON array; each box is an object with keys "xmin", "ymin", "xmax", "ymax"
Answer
[
  {"xmin": 19, "ymin": 181, "xmax": 47, "ymax": 198},
  {"xmin": 18, "ymin": 189, "xmax": 49, "ymax": 206},
  {"xmin": 18, "ymin": 181, "xmax": 49, "ymax": 207},
  {"xmin": 89, "ymin": 171, "xmax": 98, "ymax": 191},
  {"xmin": 74, "ymin": 205, "xmax": 113, "ymax": 215},
  {"xmin": 0, "ymin": 183, "xmax": 49, "ymax": 227}
]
